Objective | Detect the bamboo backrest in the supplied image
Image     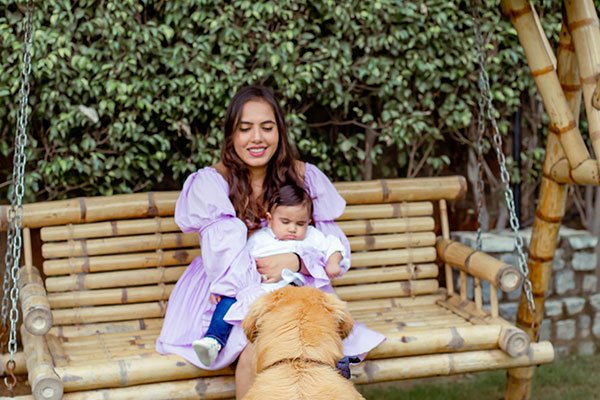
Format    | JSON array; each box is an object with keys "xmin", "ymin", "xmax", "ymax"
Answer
[{"xmin": 35, "ymin": 177, "xmax": 467, "ymax": 328}]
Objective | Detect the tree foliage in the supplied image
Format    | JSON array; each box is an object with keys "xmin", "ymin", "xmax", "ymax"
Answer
[{"xmin": 0, "ymin": 0, "xmax": 585, "ymax": 201}]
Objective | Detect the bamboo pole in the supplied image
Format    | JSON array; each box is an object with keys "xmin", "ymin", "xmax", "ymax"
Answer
[
  {"xmin": 337, "ymin": 217, "xmax": 434, "ymax": 236},
  {"xmin": 338, "ymin": 201, "xmax": 433, "ymax": 220},
  {"xmin": 52, "ymin": 302, "xmax": 167, "ymax": 326},
  {"xmin": 49, "ymin": 318, "xmax": 165, "ymax": 338},
  {"xmin": 333, "ymin": 263, "xmax": 438, "ymax": 286},
  {"xmin": 439, "ymin": 200, "xmax": 454, "ymax": 296},
  {"xmin": 565, "ymin": 0, "xmax": 600, "ymax": 162},
  {"xmin": 351, "ymin": 341, "xmax": 553, "ymax": 384},
  {"xmin": 347, "ymin": 232, "xmax": 436, "ymax": 251},
  {"xmin": 436, "ymin": 239, "xmax": 523, "ymax": 292},
  {"xmin": 19, "ymin": 265, "xmax": 53, "ymax": 336},
  {"xmin": 48, "ymin": 284, "xmax": 175, "ymax": 309},
  {"xmin": 351, "ymin": 247, "xmax": 436, "ymax": 268},
  {"xmin": 58, "ymin": 377, "xmax": 235, "ymax": 400},
  {"xmin": 42, "ymin": 232, "xmax": 198, "ymax": 259},
  {"xmin": 43, "ymin": 248, "xmax": 200, "ymax": 276},
  {"xmin": 53, "ymin": 354, "xmax": 232, "ymax": 392},
  {"xmin": 334, "ymin": 279, "xmax": 439, "ymax": 301},
  {"xmin": 501, "ymin": 0, "xmax": 592, "ymax": 170},
  {"xmin": 21, "ymin": 325, "xmax": 63, "ymax": 400},
  {"xmin": 45, "ymin": 266, "xmax": 184, "ymax": 292}
]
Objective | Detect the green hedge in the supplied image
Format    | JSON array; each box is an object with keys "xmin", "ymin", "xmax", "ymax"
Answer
[{"xmin": 0, "ymin": 1, "xmax": 575, "ymax": 200}]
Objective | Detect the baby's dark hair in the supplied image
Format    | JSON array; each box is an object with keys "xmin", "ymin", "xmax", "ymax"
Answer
[{"xmin": 268, "ymin": 184, "xmax": 313, "ymax": 218}]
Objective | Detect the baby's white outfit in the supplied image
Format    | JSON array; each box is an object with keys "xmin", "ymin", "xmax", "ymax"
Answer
[{"xmin": 247, "ymin": 226, "xmax": 349, "ymax": 292}]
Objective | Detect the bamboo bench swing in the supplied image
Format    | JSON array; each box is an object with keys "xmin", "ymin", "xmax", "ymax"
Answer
[{"xmin": 2, "ymin": 176, "xmax": 553, "ymax": 400}]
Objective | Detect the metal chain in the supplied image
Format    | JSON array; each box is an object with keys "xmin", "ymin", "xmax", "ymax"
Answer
[
  {"xmin": 472, "ymin": 6, "xmax": 536, "ymax": 317},
  {"xmin": 2, "ymin": 0, "xmax": 34, "ymax": 372},
  {"xmin": 475, "ymin": 79, "xmax": 487, "ymax": 252}
]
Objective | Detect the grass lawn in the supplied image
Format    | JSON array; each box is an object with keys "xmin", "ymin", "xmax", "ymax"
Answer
[{"xmin": 359, "ymin": 353, "xmax": 600, "ymax": 399}]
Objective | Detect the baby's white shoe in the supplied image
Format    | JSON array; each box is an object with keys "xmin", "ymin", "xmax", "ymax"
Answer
[{"xmin": 192, "ymin": 337, "xmax": 221, "ymax": 367}]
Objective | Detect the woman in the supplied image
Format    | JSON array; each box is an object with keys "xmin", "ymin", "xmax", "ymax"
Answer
[{"xmin": 156, "ymin": 85, "xmax": 385, "ymax": 398}]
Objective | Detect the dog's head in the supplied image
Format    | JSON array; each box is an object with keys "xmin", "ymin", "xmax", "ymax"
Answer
[{"xmin": 242, "ymin": 286, "xmax": 354, "ymax": 364}]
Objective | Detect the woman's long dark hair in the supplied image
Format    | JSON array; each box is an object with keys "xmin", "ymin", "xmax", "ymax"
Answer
[{"xmin": 221, "ymin": 85, "xmax": 303, "ymax": 228}]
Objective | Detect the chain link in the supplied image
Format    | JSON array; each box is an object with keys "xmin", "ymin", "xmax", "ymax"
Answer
[
  {"xmin": 472, "ymin": 5, "xmax": 536, "ymax": 318},
  {"xmin": 1, "ymin": 0, "xmax": 34, "ymax": 366},
  {"xmin": 475, "ymin": 75, "xmax": 487, "ymax": 252}
]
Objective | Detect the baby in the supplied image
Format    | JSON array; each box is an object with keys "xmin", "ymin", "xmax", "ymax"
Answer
[{"xmin": 192, "ymin": 184, "xmax": 349, "ymax": 368}]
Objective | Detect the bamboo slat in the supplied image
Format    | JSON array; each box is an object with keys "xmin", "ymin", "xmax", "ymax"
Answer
[
  {"xmin": 58, "ymin": 377, "xmax": 235, "ymax": 400},
  {"xmin": 54, "ymin": 355, "xmax": 232, "ymax": 391},
  {"xmin": 333, "ymin": 263, "xmax": 438, "ymax": 286},
  {"xmin": 18, "ymin": 265, "xmax": 53, "ymax": 335},
  {"xmin": 52, "ymin": 302, "xmax": 166, "ymax": 326},
  {"xmin": 42, "ymin": 232, "xmax": 198, "ymax": 259},
  {"xmin": 337, "ymin": 217, "xmax": 434, "ymax": 236},
  {"xmin": 439, "ymin": 199, "xmax": 454, "ymax": 296},
  {"xmin": 346, "ymin": 292, "xmax": 446, "ymax": 312},
  {"xmin": 502, "ymin": 0, "xmax": 591, "ymax": 170},
  {"xmin": 335, "ymin": 176, "xmax": 467, "ymax": 204},
  {"xmin": 21, "ymin": 325, "xmax": 63, "ymax": 400},
  {"xmin": 0, "ymin": 192, "xmax": 179, "ymax": 230},
  {"xmin": 334, "ymin": 279, "xmax": 439, "ymax": 301},
  {"xmin": 347, "ymin": 232, "xmax": 436, "ymax": 251},
  {"xmin": 565, "ymin": 0, "xmax": 600, "ymax": 161},
  {"xmin": 338, "ymin": 201, "xmax": 433, "ymax": 220},
  {"xmin": 48, "ymin": 284, "xmax": 175, "ymax": 308},
  {"xmin": 43, "ymin": 249, "xmax": 200, "ymax": 276},
  {"xmin": 45, "ymin": 266, "xmax": 185, "ymax": 292},
  {"xmin": 49, "ymin": 318, "xmax": 165, "ymax": 339},
  {"xmin": 351, "ymin": 247, "xmax": 437, "ymax": 268},
  {"xmin": 351, "ymin": 341, "xmax": 553, "ymax": 384},
  {"xmin": 436, "ymin": 239, "xmax": 523, "ymax": 292},
  {"xmin": 41, "ymin": 217, "xmax": 180, "ymax": 242}
]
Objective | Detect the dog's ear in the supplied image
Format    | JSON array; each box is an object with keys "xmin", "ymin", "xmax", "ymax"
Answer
[
  {"xmin": 242, "ymin": 292, "xmax": 281, "ymax": 343},
  {"xmin": 323, "ymin": 293, "xmax": 354, "ymax": 340}
]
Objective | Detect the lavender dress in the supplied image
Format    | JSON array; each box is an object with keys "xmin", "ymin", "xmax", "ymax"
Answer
[{"xmin": 156, "ymin": 163, "xmax": 386, "ymax": 369}]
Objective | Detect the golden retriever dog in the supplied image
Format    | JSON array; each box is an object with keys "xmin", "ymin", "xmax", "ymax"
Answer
[{"xmin": 241, "ymin": 286, "xmax": 365, "ymax": 400}]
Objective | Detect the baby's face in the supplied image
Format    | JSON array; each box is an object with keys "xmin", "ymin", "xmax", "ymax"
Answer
[{"xmin": 267, "ymin": 204, "xmax": 310, "ymax": 241}]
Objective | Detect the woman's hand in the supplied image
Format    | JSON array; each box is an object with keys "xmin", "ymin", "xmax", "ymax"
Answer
[{"xmin": 255, "ymin": 253, "xmax": 299, "ymax": 283}]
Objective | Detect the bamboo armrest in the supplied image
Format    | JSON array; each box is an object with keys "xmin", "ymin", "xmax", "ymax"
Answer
[
  {"xmin": 18, "ymin": 265, "xmax": 54, "ymax": 336},
  {"xmin": 435, "ymin": 238, "xmax": 523, "ymax": 292}
]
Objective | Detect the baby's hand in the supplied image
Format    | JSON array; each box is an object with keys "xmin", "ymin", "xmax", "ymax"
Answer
[
  {"xmin": 210, "ymin": 294, "xmax": 221, "ymax": 304},
  {"xmin": 325, "ymin": 262, "xmax": 342, "ymax": 279}
]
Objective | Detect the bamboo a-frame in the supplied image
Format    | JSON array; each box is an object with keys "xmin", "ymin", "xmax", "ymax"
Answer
[{"xmin": 501, "ymin": 1, "xmax": 600, "ymax": 399}]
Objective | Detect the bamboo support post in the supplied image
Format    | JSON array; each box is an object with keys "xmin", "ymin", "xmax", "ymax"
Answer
[
  {"xmin": 351, "ymin": 341, "xmax": 553, "ymax": 384},
  {"xmin": 21, "ymin": 325, "xmax": 63, "ymax": 400},
  {"xmin": 439, "ymin": 200, "xmax": 454, "ymax": 296},
  {"xmin": 502, "ymin": 0, "xmax": 592, "ymax": 171},
  {"xmin": 490, "ymin": 283, "xmax": 499, "ymax": 318},
  {"xmin": 19, "ymin": 266, "xmax": 53, "ymax": 336},
  {"xmin": 436, "ymin": 239, "xmax": 523, "ymax": 292},
  {"xmin": 565, "ymin": 0, "xmax": 600, "ymax": 161}
]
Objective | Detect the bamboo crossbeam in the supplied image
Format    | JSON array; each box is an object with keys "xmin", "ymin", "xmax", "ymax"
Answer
[
  {"xmin": 43, "ymin": 249, "xmax": 200, "ymax": 276},
  {"xmin": 335, "ymin": 176, "xmax": 467, "ymax": 204},
  {"xmin": 48, "ymin": 284, "xmax": 175, "ymax": 308},
  {"xmin": 54, "ymin": 354, "xmax": 232, "ymax": 391},
  {"xmin": 0, "ymin": 351, "xmax": 27, "ymax": 375},
  {"xmin": 58, "ymin": 377, "xmax": 235, "ymax": 399},
  {"xmin": 42, "ymin": 232, "xmax": 198, "ymax": 259},
  {"xmin": 351, "ymin": 247, "xmax": 437, "ymax": 268},
  {"xmin": 548, "ymin": 158, "xmax": 600, "ymax": 184},
  {"xmin": 338, "ymin": 201, "xmax": 433, "ymax": 220},
  {"xmin": 566, "ymin": 0, "xmax": 600, "ymax": 162},
  {"xmin": 21, "ymin": 325, "xmax": 63, "ymax": 400},
  {"xmin": 352, "ymin": 341, "xmax": 553, "ymax": 384},
  {"xmin": 0, "ymin": 192, "xmax": 179, "ymax": 230},
  {"xmin": 334, "ymin": 279, "xmax": 439, "ymax": 301},
  {"xmin": 436, "ymin": 239, "xmax": 523, "ymax": 292},
  {"xmin": 347, "ymin": 232, "xmax": 436, "ymax": 251},
  {"xmin": 49, "ymin": 318, "xmax": 165, "ymax": 338},
  {"xmin": 333, "ymin": 263, "xmax": 438, "ymax": 286},
  {"xmin": 337, "ymin": 217, "xmax": 435, "ymax": 236},
  {"xmin": 18, "ymin": 265, "xmax": 53, "ymax": 335},
  {"xmin": 52, "ymin": 302, "xmax": 167, "ymax": 326},
  {"xmin": 41, "ymin": 217, "xmax": 180, "ymax": 242},
  {"xmin": 502, "ymin": 0, "xmax": 591, "ymax": 169},
  {"xmin": 45, "ymin": 266, "xmax": 185, "ymax": 292}
]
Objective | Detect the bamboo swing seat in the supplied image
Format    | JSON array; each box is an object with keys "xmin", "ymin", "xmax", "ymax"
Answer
[{"xmin": 3, "ymin": 176, "xmax": 554, "ymax": 400}]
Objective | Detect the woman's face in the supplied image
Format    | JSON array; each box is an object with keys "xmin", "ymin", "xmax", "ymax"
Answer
[{"xmin": 233, "ymin": 99, "xmax": 279, "ymax": 170}]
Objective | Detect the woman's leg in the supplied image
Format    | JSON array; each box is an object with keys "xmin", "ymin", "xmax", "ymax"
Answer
[{"xmin": 235, "ymin": 343, "xmax": 255, "ymax": 399}]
